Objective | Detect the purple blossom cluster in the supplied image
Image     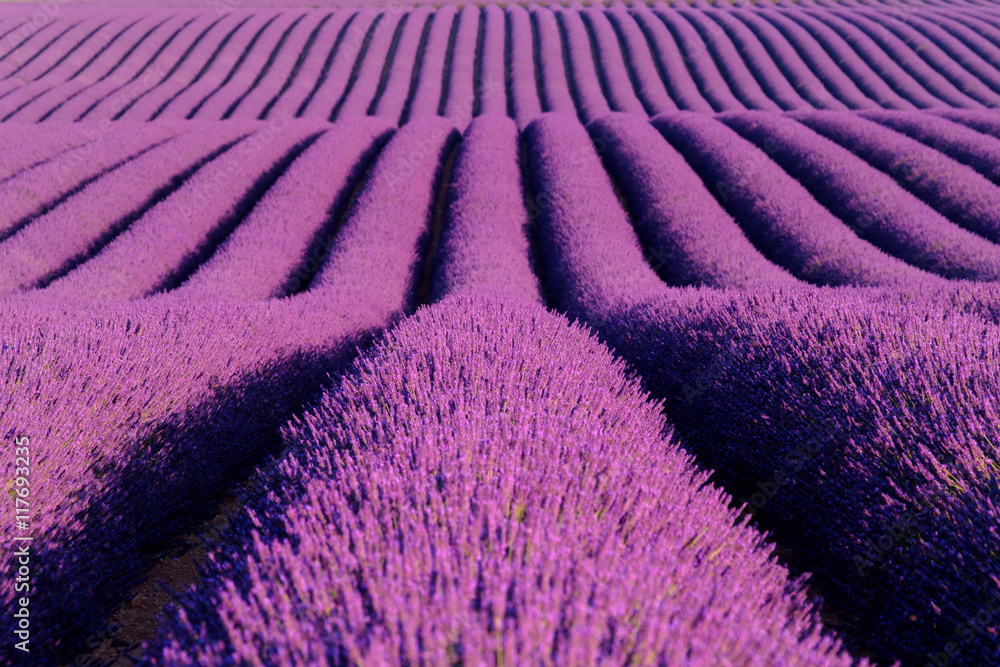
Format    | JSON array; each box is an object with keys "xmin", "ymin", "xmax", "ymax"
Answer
[
  {"xmin": 0, "ymin": 294, "xmax": 381, "ymax": 662},
  {"xmin": 141, "ymin": 295, "xmax": 860, "ymax": 667},
  {"xmin": 594, "ymin": 290, "xmax": 1000, "ymax": 667}
]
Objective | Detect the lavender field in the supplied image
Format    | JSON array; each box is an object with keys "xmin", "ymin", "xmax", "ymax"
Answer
[{"xmin": 2, "ymin": 0, "xmax": 1000, "ymax": 665}]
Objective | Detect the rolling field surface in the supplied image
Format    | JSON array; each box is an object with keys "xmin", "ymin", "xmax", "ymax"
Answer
[{"xmin": 2, "ymin": 1, "xmax": 1000, "ymax": 666}]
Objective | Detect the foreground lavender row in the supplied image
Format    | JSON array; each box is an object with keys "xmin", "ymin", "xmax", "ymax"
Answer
[
  {"xmin": 141, "ymin": 296, "xmax": 862, "ymax": 666},
  {"xmin": 7, "ymin": 2, "xmax": 1000, "ymax": 126}
]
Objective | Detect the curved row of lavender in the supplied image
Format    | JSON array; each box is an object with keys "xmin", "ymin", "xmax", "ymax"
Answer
[
  {"xmin": 647, "ymin": 111, "xmax": 942, "ymax": 287},
  {"xmin": 138, "ymin": 302, "xmax": 857, "ymax": 664},
  {"xmin": 720, "ymin": 110, "xmax": 1000, "ymax": 281},
  {"xmin": 0, "ymin": 121, "xmax": 256, "ymax": 296},
  {"xmin": 6, "ymin": 3, "xmax": 1000, "ymax": 124},
  {"xmin": 792, "ymin": 110, "xmax": 1000, "ymax": 244},
  {"xmin": 0, "ymin": 116, "xmax": 457, "ymax": 663},
  {"xmin": 521, "ymin": 111, "xmax": 1000, "ymax": 666},
  {"xmin": 171, "ymin": 117, "xmax": 393, "ymax": 300},
  {"xmin": 428, "ymin": 116, "xmax": 543, "ymax": 304},
  {"xmin": 588, "ymin": 112, "xmax": 800, "ymax": 289}
]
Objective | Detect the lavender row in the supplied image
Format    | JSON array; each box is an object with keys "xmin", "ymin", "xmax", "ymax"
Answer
[
  {"xmin": 603, "ymin": 4, "xmax": 677, "ymax": 115},
  {"xmin": 599, "ymin": 289, "xmax": 1000, "ymax": 667},
  {"xmin": 7, "ymin": 10, "xmax": 189, "ymax": 123},
  {"xmin": 629, "ymin": 4, "xmax": 714, "ymax": 112},
  {"xmin": 333, "ymin": 10, "xmax": 405, "ymax": 122},
  {"xmin": 43, "ymin": 120, "xmax": 321, "ymax": 300},
  {"xmin": 116, "ymin": 11, "xmax": 262, "ymax": 121},
  {"xmin": 429, "ymin": 115, "xmax": 542, "ymax": 303},
  {"xmin": 173, "ymin": 118, "xmax": 392, "ymax": 300},
  {"xmin": 862, "ymin": 109, "xmax": 1000, "ymax": 184},
  {"xmin": 722, "ymin": 111, "xmax": 1000, "ymax": 281},
  {"xmin": 41, "ymin": 11, "xmax": 214, "ymax": 123},
  {"xmin": 582, "ymin": 7, "xmax": 647, "ymax": 115},
  {"xmin": 807, "ymin": 7, "xmax": 984, "ymax": 108},
  {"xmin": 677, "ymin": 6, "xmax": 783, "ymax": 110},
  {"xmin": 729, "ymin": 7, "xmax": 850, "ymax": 110},
  {"xmin": 701, "ymin": 7, "xmax": 813, "ymax": 110},
  {"xmin": 308, "ymin": 115, "xmax": 458, "ymax": 313},
  {"xmin": 402, "ymin": 5, "xmax": 453, "ymax": 122},
  {"xmin": 0, "ymin": 119, "xmax": 462, "ymax": 663},
  {"xmin": 370, "ymin": 7, "xmax": 432, "ymax": 126},
  {"xmin": 532, "ymin": 6, "xmax": 577, "ymax": 117},
  {"xmin": 225, "ymin": 9, "xmax": 328, "ymax": 121},
  {"xmin": 298, "ymin": 9, "xmax": 379, "ymax": 121},
  {"xmin": 476, "ymin": 5, "xmax": 507, "ymax": 118},
  {"xmin": 190, "ymin": 10, "xmax": 308, "ymax": 121},
  {"xmin": 588, "ymin": 112, "xmax": 799, "ymax": 288},
  {"xmin": 263, "ymin": 10, "xmax": 354, "ymax": 122},
  {"xmin": 795, "ymin": 110, "xmax": 1000, "ymax": 244},
  {"xmin": 557, "ymin": 8, "xmax": 611, "ymax": 123},
  {"xmin": 0, "ymin": 122, "xmax": 252, "ymax": 298},
  {"xmin": 749, "ymin": 7, "xmax": 880, "ymax": 108},
  {"xmin": 0, "ymin": 12, "xmax": 156, "ymax": 114},
  {"xmin": 507, "ymin": 5, "xmax": 543, "ymax": 127},
  {"xmin": 0, "ymin": 292, "xmax": 398, "ymax": 662},
  {"xmin": 439, "ymin": 6, "xmax": 479, "ymax": 131},
  {"xmin": 140, "ymin": 295, "xmax": 860, "ymax": 667},
  {"xmin": 163, "ymin": 11, "xmax": 294, "ymax": 121},
  {"xmin": 851, "ymin": 7, "xmax": 1000, "ymax": 104},
  {"xmin": 519, "ymin": 112, "xmax": 1000, "ymax": 666},
  {"xmin": 0, "ymin": 121, "xmax": 181, "ymax": 240},
  {"xmin": 0, "ymin": 123, "xmax": 100, "ymax": 181},
  {"xmin": 0, "ymin": 9, "xmax": 108, "ymax": 82},
  {"xmin": 652, "ymin": 3, "xmax": 747, "ymax": 111},
  {"xmin": 762, "ymin": 7, "xmax": 917, "ymax": 108},
  {"xmin": 652, "ymin": 111, "xmax": 937, "ymax": 286},
  {"xmin": 523, "ymin": 114, "xmax": 668, "ymax": 319},
  {"xmin": 919, "ymin": 7, "xmax": 1000, "ymax": 79},
  {"xmin": 8, "ymin": 112, "xmax": 1000, "ymax": 302}
]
